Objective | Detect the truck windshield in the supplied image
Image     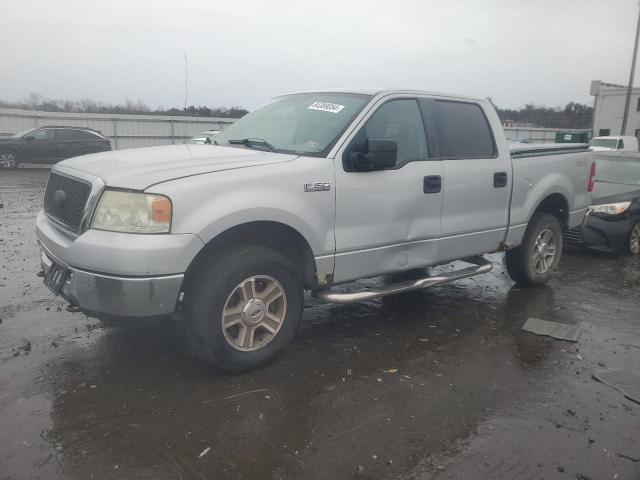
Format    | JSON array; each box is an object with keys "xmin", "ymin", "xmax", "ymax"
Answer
[
  {"xmin": 590, "ymin": 138, "xmax": 619, "ymax": 149},
  {"xmin": 213, "ymin": 93, "xmax": 371, "ymax": 156},
  {"xmin": 595, "ymin": 157, "xmax": 640, "ymax": 185}
]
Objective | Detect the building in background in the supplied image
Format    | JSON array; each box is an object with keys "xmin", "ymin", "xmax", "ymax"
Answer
[{"xmin": 591, "ymin": 80, "xmax": 640, "ymax": 138}]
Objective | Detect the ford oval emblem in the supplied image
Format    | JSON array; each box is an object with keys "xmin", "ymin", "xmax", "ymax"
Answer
[{"xmin": 53, "ymin": 189, "xmax": 67, "ymax": 207}]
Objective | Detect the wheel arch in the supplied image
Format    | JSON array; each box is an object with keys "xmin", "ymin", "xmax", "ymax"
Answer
[
  {"xmin": 531, "ymin": 192, "xmax": 570, "ymax": 228},
  {"xmin": 184, "ymin": 221, "xmax": 323, "ymax": 291},
  {"xmin": 0, "ymin": 145, "xmax": 23, "ymax": 159}
]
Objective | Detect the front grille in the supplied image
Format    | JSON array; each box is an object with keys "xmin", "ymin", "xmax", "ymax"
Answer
[
  {"xmin": 562, "ymin": 226, "xmax": 584, "ymax": 245},
  {"xmin": 44, "ymin": 173, "xmax": 92, "ymax": 232}
]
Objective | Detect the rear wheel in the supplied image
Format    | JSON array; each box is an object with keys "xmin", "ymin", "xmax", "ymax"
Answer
[
  {"xmin": 629, "ymin": 222, "xmax": 640, "ymax": 255},
  {"xmin": 0, "ymin": 149, "xmax": 19, "ymax": 169},
  {"xmin": 506, "ymin": 212, "xmax": 563, "ymax": 286},
  {"xmin": 184, "ymin": 245, "xmax": 304, "ymax": 372}
]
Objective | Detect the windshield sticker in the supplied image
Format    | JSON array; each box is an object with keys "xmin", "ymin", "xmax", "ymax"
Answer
[{"xmin": 308, "ymin": 102, "xmax": 345, "ymax": 114}]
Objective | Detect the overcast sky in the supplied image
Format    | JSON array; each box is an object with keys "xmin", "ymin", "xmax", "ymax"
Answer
[{"xmin": 2, "ymin": 0, "xmax": 639, "ymax": 110}]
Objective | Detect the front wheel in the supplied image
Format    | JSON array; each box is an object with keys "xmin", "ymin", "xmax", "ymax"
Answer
[
  {"xmin": 628, "ymin": 221, "xmax": 640, "ymax": 255},
  {"xmin": 183, "ymin": 245, "xmax": 304, "ymax": 373},
  {"xmin": 0, "ymin": 149, "xmax": 20, "ymax": 169},
  {"xmin": 505, "ymin": 212, "xmax": 563, "ymax": 286}
]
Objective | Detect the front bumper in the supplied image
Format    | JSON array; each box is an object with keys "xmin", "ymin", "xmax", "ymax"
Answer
[
  {"xmin": 39, "ymin": 243, "xmax": 184, "ymax": 317},
  {"xmin": 36, "ymin": 211, "xmax": 204, "ymax": 318},
  {"xmin": 563, "ymin": 211, "xmax": 632, "ymax": 253}
]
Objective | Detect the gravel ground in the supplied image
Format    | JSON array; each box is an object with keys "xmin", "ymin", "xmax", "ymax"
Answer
[{"xmin": 1, "ymin": 168, "xmax": 639, "ymax": 480}]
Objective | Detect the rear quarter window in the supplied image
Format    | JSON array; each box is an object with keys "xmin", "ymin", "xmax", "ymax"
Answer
[
  {"xmin": 434, "ymin": 101, "xmax": 496, "ymax": 159},
  {"xmin": 54, "ymin": 129, "xmax": 102, "ymax": 141},
  {"xmin": 74, "ymin": 130, "xmax": 103, "ymax": 140}
]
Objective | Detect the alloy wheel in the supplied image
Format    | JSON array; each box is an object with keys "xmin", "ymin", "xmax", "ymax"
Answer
[
  {"xmin": 0, "ymin": 150, "xmax": 18, "ymax": 169},
  {"xmin": 532, "ymin": 228, "xmax": 557, "ymax": 274},
  {"xmin": 221, "ymin": 275, "xmax": 287, "ymax": 351},
  {"xmin": 631, "ymin": 223, "xmax": 640, "ymax": 255}
]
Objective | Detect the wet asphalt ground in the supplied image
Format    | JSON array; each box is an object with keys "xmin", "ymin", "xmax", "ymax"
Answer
[{"xmin": 1, "ymin": 168, "xmax": 639, "ymax": 480}]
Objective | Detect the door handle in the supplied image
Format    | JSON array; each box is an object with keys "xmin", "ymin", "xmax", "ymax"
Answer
[
  {"xmin": 423, "ymin": 175, "xmax": 442, "ymax": 194},
  {"xmin": 493, "ymin": 171, "xmax": 508, "ymax": 188}
]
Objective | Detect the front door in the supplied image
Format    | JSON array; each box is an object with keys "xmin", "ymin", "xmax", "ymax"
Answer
[
  {"xmin": 25, "ymin": 128, "xmax": 56, "ymax": 161},
  {"xmin": 332, "ymin": 97, "xmax": 443, "ymax": 283}
]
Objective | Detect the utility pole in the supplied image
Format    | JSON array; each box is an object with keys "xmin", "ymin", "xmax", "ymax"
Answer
[{"xmin": 621, "ymin": 3, "xmax": 640, "ymax": 135}]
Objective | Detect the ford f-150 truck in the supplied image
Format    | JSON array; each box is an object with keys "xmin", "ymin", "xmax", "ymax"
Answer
[{"xmin": 36, "ymin": 89, "xmax": 595, "ymax": 372}]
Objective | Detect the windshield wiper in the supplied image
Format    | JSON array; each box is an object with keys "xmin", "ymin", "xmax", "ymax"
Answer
[{"xmin": 227, "ymin": 138, "xmax": 276, "ymax": 152}]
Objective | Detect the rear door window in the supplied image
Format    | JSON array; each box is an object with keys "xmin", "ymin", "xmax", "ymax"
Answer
[
  {"xmin": 54, "ymin": 129, "xmax": 79, "ymax": 140},
  {"xmin": 433, "ymin": 101, "xmax": 496, "ymax": 159}
]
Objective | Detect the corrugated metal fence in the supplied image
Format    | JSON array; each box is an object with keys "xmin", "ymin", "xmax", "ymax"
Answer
[
  {"xmin": 503, "ymin": 127, "xmax": 590, "ymax": 143},
  {"xmin": 0, "ymin": 107, "xmax": 237, "ymax": 150}
]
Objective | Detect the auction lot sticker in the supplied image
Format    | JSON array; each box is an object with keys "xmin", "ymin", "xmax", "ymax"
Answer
[{"xmin": 308, "ymin": 102, "xmax": 345, "ymax": 113}]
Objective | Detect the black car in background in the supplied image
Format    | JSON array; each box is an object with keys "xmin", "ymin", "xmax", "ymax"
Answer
[
  {"xmin": 0, "ymin": 126, "xmax": 111, "ymax": 169},
  {"xmin": 565, "ymin": 153, "xmax": 640, "ymax": 255}
]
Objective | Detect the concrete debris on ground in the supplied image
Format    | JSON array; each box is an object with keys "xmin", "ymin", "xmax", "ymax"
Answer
[
  {"xmin": 521, "ymin": 317, "xmax": 581, "ymax": 342},
  {"xmin": 592, "ymin": 369, "xmax": 640, "ymax": 405}
]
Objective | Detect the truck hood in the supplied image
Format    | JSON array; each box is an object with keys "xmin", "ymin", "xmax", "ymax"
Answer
[
  {"xmin": 58, "ymin": 144, "xmax": 298, "ymax": 190},
  {"xmin": 592, "ymin": 181, "xmax": 640, "ymax": 205},
  {"xmin": 589, "ymin": 146, "xmax": 616, "ymax": 152}
]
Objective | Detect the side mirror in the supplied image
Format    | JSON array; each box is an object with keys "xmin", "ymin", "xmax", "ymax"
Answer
[
  {"xmin": 24, "ymin": 136, "xmax": 34, "ymax": 143},
  {"xmin": 349, "ymin": 139, "xmax": 397, "ymax": 172}
]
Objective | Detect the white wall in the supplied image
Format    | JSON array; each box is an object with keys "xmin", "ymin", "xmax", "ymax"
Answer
[{"xmin": 592, "ymin": 87, "xmax": 640, "ymax": 137}]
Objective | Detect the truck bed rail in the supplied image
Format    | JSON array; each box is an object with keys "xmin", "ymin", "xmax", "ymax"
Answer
[{"xmin": 510, "ymin": 143, "xmax": 590, "ymax": 159}]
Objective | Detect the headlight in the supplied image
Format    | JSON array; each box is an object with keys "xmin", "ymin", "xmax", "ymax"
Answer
[
  {"xmin": 91, "ymin": 190, "xmax": 172, "ymax": 233},
  {"xmin": 590, "ymin": 201, "xmax": 631, "ymax": 215}
]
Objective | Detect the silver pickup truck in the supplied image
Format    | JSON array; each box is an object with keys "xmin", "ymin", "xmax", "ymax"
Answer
[{"xmin": 36, "ymin": 89, "xmax": 594, "ymax": 371}]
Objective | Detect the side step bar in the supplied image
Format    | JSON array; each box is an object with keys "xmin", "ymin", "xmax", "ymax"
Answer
[{"xmin": 312, "ymin": 256, "xmax": 492, "ymax": 304}]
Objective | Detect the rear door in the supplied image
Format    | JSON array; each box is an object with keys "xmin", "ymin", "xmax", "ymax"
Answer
[
  {"xmin": 332, "ymin": 96, "xmax": 443, "ymax": 283},
  {"xmin": 424, "ymin": 99, "xmax": 511, "ymax": 262},
  {"xmin": 53, "ymin": 129, "xmax": 83, "ymax": 160}
]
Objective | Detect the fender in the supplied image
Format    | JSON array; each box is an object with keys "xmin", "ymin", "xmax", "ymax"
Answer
[
  {"xmin": 151, "ymin": 157, "xmax": 336, "ymax": 264},
  {"xmin": 505, "ymin": 171, "xmax": 573, "ymax": 247}
]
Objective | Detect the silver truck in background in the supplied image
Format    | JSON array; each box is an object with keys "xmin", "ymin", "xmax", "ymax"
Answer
[{"xmin": 36, "ymin": 89, "xmax": 595, "ymax": 372}]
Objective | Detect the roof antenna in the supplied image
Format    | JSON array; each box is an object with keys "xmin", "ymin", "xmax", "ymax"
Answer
[{"xmin": 184, "ymin": 52, "xmax": 188, "ymax": 143}]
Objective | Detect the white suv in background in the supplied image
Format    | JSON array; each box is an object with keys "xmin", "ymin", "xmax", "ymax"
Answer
[{"xmin": 589, "ymin": 135, "xmax": 639, "ymax": 152}]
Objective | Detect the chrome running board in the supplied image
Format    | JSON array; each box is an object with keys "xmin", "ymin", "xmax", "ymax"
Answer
[{"xmin": 312, "ymin": 256, "xmax": 492, "ymax": 304}]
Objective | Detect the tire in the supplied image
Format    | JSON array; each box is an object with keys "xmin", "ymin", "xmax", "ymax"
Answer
[
  {"xmin": 183, "ymin": 245, "xmax": 304, "ymax": 373},
  {"xmin": 505, "ymin": 212, "xmax": 563, "ymax": 286},
  {"xmin": 0, "ymin": 149, "xmax": 20, "ymax": 169},
  {"xmin": 628, "ymin": 221, "xmax": 640, "ymax": 255}
]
